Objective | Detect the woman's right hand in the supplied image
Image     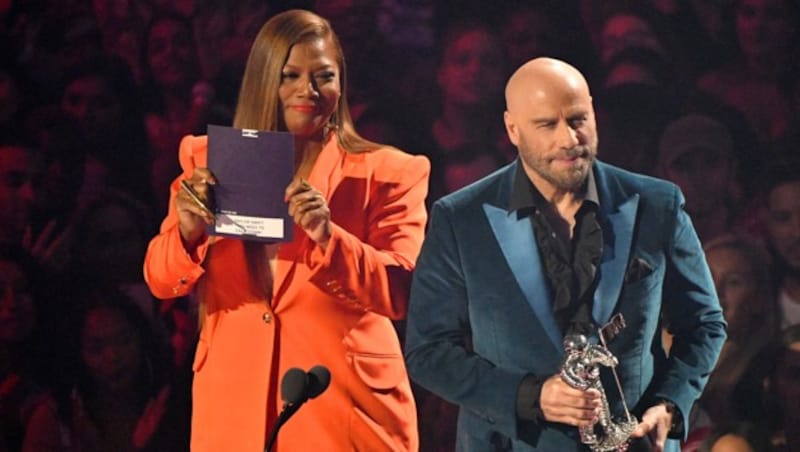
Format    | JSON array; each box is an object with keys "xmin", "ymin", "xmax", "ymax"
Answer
[{"xmin": 176, "ymin": 168, "xmax": 216, "ymax": 249}]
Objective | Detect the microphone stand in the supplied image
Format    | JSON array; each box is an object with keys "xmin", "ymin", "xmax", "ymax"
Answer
[{"xmin": 265, "ymin": 402, "xmax": 302, "ymax": 452}]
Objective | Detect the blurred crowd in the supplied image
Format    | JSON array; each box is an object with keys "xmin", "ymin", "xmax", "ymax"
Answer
[{"xmin": 1, "ymin": 0, "xmax": 799, "ymax": 451}]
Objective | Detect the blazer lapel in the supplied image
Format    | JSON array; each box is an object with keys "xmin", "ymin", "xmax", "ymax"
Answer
[
  {"xmin": 483, "ymin": 163, "xmax": 562, "ymax": 352},
  {"xmin": 592, "ymin": 167, "xmax": 639, "ymax": 327},
  {"xmin": 273, "ymin": 137, "xmax": 345, "ymax": 303}
]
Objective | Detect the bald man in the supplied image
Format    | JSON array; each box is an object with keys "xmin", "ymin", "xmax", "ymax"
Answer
[{"xmin": 404, "ymin": 58, "xmax": 725, "ymax": 451}]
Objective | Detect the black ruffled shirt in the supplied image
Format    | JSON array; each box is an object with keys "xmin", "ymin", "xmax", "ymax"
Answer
[{"xmin": 509, "ymin": 160, "xmax": 604, "ymax": 422}]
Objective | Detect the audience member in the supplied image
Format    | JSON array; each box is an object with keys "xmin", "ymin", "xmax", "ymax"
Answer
[
  {"xmin": 142, "ymin": 13, "xmax": 231, "ymax": 212},
  {"xmin": 22, "ymin": 287, "xmax": 189, "ymax": 452},
  {"xmin": 191, "ymin": 1, "xmax": 272, "ymax": 109},
  {"xmin": 100, "ymin": 16, "xmax": 148, "ymax": 86},
  {"xmin": 594, "ymin": 48, "xmax": 679, "ymax": 175},
  {"xmin": 656, "ymin": 114, "xmax": 742, "ymax": 243},
  {"xmin": 314, "ymin": 0, "xmax": 400, "ymax": 143},
  {"xmin": 697, "ymin": 421, "xmax": 772, "ymax": 452},
  {"xmin": 91, "ymin": 0, "xmax": 154, "ymax": 29},
  {"xmin": 676, "ymin": 90, "xmax": 763, "ymax": 201},
  {"xmin": 591, "ymin": 4, "xmax": 688, "ymax": 176},
  {"xmin": 55, "ymin": 15, "xmax": 106, "ymax": 80},
  {"xmin": 59, "ymin": 56, "xmax": 153, "ymax": 209},
  {"xmin": 696, "ymin": 0, "xmax": 799, "ymax": 144},
  {"xmin": 64, "ymin": 188, "xmax": 195, "ymax": 368},
  {"xmin": 0, "ymin": 65, "xmax": 24, "ymax": 138},
  {"xmin": 598, "ymin": 4, "xmax": 671, "ymax": 68},
  {"xmin": 734, "ymin": 325, "xmax": 800, "ymax": 452},
  {"xmin": 644, "ymin": 0, "xmax": 733, "ymax": 78},
  {"xmin": 0, "ymin": 140, "xmax": 35, "ymax": 249},
  {"xmin": 583, "ymin": 1, "xmax": 699, "ymax": 86},
  {"xmin": 21, "ymin": 107, "xmax": 86, "ymax": 273},
  {"xmin": 499, "ymin": 3, "xmax": 561, "ymax": 72},
  {"xmin": 700, "ymin": 234, "xmax": 777, "ymax": 425},
  {"xmin": 760, "ymin": 160, "xmax": 800, "ymax": 328},
  {"xmin": 405, "ymin": 18, "xmax": 512, "ymax": 204},
  {"xmin": 0, "ymin": 248, "xmax": 50, "ymax": 452}
]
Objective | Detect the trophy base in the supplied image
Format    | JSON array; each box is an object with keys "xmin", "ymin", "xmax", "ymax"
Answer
[{"xmin": 588, "ymin": 417, "xmax": 638, "ymax": 452}]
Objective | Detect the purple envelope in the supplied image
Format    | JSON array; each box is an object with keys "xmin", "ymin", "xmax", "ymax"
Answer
[{"xmin": 206, "ymin": 124, "xmax": 295, "ymax": 242}]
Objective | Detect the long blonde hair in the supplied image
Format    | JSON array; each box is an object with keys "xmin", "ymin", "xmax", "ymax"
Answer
[{"xmin": 233, "ymin": 9, "xmax": 379, "ymax": 153}]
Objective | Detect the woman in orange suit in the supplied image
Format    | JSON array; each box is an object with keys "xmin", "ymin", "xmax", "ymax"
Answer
[{"xmin": 143, "ymin": 9, "xmax": 428, "ymax": 452}]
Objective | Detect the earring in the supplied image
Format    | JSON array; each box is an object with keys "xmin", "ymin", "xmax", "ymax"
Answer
[{"xmin": 324, "ymin": 113, "xmax": 339, "ymax": 137}]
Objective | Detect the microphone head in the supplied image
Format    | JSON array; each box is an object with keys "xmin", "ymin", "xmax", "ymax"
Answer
[
  {"xmin": 280, "ymin": 367, "xmax": 309, "ymax": 405},
  {"xmin": 307, "ymin": 365, "xmax": 331, "ymax": 399}
]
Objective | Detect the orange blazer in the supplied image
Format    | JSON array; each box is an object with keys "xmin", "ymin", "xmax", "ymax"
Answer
[{"xmin": 144, "ymin": 135, "xmax": 429, "ymax": 452}]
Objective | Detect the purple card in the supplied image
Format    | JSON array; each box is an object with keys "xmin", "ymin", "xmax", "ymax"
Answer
[{"xmin": 206, "ymin": 124, "xmax": 294, "ymax": 242}]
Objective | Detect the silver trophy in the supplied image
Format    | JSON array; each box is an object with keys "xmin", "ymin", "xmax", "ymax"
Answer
[{"xmin": 560, "ymin": 334, "xmax": 638, "ymax": 452}]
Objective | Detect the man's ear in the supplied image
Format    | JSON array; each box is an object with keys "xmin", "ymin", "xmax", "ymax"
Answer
[{"xmin": 504, "ymin": 111, "xmax": 519, "ymax": 146}]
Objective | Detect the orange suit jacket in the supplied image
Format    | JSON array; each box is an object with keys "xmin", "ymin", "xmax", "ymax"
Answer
[{"xmin": 144, "ymin": 135, "xmax": 429, "ymax": 452}]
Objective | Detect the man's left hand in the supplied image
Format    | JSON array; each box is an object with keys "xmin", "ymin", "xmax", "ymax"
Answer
[{"xmin": 630, "ymin": 403, "xmax": 672, "ymax": 452}]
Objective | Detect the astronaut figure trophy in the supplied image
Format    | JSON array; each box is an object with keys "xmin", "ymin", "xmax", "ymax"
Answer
[{"xmin": 560, "ymin": 334, "xmax": 638, "ymax": 452}]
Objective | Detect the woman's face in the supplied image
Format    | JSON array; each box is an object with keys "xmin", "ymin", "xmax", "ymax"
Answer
[
  {"xmin": 147, "ymin": 18, "xmax": 195, "ymax": 90},
  {"xmin": 706, "ymin": 246, "xmax": 760, "ymax": 335},
  {"xmin": 278, "ymin": 37, "xmax": 341, "ymax": 139},
  {"xmin": 61, "ymin": 75, "xmax": 123, "ymax": 140},
  {"xmin": 79, "ymin": 203, "xmax": 147, "ymax": 284},
  {"xmin": 600, "ymin": 13, "xmax": 665, "ymax": 64},
  {"xmin": 81, "ymin": 306, "xmax": 142, "ymax": 392},
  {"xmin": 437, "ymin": 28, "xmax": 505, "ymax": 107},
  {"xmin": 736, "ymin": 0, "xmax": 794, "ymax": 63}
]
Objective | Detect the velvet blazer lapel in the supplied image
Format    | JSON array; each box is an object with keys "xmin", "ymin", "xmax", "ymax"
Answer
[{"xmin": 482, "ymin": 160, "xmax": 640, "ymax": 352}]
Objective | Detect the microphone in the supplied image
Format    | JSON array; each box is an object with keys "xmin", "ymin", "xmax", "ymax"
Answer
[
  {"xmin": 306, "ymin": 365, "xmax": 331, "ymax": 399},
  {"xmin": 280, "ymin": 367, "xmax": 309, "ymax": 405},
  {"xmin": 265, "ymin": 365, "xmax": 331, "ymax": 452}
]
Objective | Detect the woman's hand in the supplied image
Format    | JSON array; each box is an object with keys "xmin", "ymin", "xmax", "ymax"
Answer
[
  {"xmin": 285, "ymin": 178, "xmax": 331, "ymax": 250},
  {"xmin": 132, "ymin": 386, "xmax": 171, "ymax": 449},
  {"xmin": 176, "ymin": 168, "xmax": 216, "ymax": 249}
]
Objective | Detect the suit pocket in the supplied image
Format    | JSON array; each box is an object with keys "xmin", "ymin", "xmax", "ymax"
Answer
[
  {"xmin": 351, "ymin": 353, "xmax": 405, "ymax": 390},
  {"xmin": 625, "ymin": 257, "xmax": 655, "ymax": 283}
]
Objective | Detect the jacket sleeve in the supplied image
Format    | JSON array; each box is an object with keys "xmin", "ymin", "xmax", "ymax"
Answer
[
  {"xmin": 307, "ymin": 151, "xmax": 430, "ymax": 319},
  {"xmin": 404, "ymin": 199, "xmax": 530, "ymax": 441},
  {"xmin": 143, "ymin": 135, "xmax": 210, "ymax": 300},
  {"xmin": 651, "ymin": 186, "xmax": 727, "ymax": 435}
]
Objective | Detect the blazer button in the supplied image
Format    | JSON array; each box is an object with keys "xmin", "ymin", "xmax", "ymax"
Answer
[{"xmin": 262, "ymin": 312, "xmax": 272, "ymax": 324}]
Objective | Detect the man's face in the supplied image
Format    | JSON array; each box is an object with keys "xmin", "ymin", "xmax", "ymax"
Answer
[
  {"xmin": 766, "ymin": 181, "xmax": 800, "ymax": 272},
  {"xmin": 0, "ymin": 146, "xmax": 34, "ymax": 246},
  {"xmin": 504, "ymin": 73, "xmax": 598, "ymax": 193},
  {"xmin": 662, "ymin": 147, "xmax": 733, "ymax": 216},
  {"xmin": 61, "ymin": 75, "xmax": 122, "ymax": 142}
]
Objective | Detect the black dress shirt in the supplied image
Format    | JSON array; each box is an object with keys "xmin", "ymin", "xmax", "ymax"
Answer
[{"xmin": 509, "ymin": 161, "xmax": 604, "ymax": 422}]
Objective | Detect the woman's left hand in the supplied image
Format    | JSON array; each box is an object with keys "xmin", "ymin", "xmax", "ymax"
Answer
[
  {"xmin": 285, "ymin": 178, "xmax": 331, "ymax": 250},
  {"xmin": 133, "ymin": 385, "xmax": 171, "ymax": 449}
]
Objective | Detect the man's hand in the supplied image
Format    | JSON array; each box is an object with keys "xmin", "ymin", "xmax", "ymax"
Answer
[
  {"xmin": 539, "ymin": 375, "xmax": 601, "ymax": 427},
  {"xmin": 630, "ymin": 403, "xmax": 673, "ymax": 452}
]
